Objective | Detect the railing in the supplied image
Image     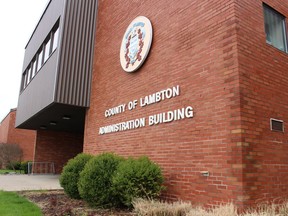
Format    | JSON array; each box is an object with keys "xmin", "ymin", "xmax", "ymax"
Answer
[{"xmin": 27, "ymin": 162, "xmax": 55, "ymax": 175}]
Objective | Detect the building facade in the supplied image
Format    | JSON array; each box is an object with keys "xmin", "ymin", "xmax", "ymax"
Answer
[
  {"xmin": 16, "ymin": 0, "xmax": 288, "ymax": 208},
  {"xmin": 0, "ymin": 109, "xmax": 35, "ymax": 162}
]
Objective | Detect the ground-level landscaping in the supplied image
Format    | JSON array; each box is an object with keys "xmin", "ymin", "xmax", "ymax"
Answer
[
  {"xmin": 17, "ymin": 190, "xmax": 288, "ymax": 216},
  {"xmin": 1, "ymin": 190, "xmax": 288, "ymax": 216},
  {"xmin": 0, "ymin": 190, "xmax": 42, "ymax": 216},
  {"xmin": 19, "ymin": 190, "xmax": 134, "ymax": 216}
]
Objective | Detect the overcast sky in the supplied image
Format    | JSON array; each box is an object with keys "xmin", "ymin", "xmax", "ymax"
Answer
[{"xmin": 0, "ymin": 0, "xmax": 48, "ymax": 122}]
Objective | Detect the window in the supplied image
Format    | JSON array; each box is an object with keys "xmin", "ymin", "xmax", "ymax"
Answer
[
  {"xmin": 44, "ymin": 38, "xmax": 51, "ymax": 62},
  {"xmin": 20, "ymin": 20, "xmax": 60, "ymax": 92},
  {"xmin": 263, "ymin": 4, "xmax": 288, "ymax": 52},
  {"xmin": 32, "ymin": 60, "xmax": 37, "ymax": 78},
  {"xmin": 22, "ymin": 72, "xmax": 27, "ymax": 90},
  {"xmin": 37, "ymin": 49, "xmax": 43, "ymax": 71},
  {"xmin": 52, "ymin": 27, "xmax": 59, "ymax": 52},
  {"xmin": 26, "ymin": 67, "xmax": 32, "ymax": 85}
]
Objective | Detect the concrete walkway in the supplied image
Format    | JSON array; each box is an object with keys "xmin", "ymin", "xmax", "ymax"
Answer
[{"xmin": 0, "ymin": 174, "xmax": 62, "ymax": 191}]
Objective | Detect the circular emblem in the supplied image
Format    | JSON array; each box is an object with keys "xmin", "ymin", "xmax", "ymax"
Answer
[{"xmin": 120, "ymin": 16, "xmax": 153, "ymax": 72}]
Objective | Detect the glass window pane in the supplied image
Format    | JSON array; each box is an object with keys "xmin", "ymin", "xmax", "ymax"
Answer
[
  {"xmin": 27, "ymin": 67, "xmax": 31, "ymax": 85},
  {"xmin": 44, "ymin": 39, "xmax": 51, "ymax": 62},
  {"xmin": 264, "ymin": 5, "xmax": 287, "ymax": 52},
  {"xmin": 37, "ymin": 50, "xmax": 43, "ymax": 71},
  {"xmin": 52, "ymin": 27, "xmax": 59, "ymax": 52},
  {"xmin": 22, "ymin": 73, "xmax": 27, "ymax": 89},
  {"xmin": 32, "ymin": 60, "xmax": 37, "ymax": 78}
]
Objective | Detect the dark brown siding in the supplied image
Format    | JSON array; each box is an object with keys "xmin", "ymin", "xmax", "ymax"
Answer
[{"xmin": 55, "ymin": 0, "xmax": 98, "ymax": 107}]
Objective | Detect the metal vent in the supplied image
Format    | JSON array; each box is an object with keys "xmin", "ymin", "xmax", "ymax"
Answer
[{"xmin": 270, "ymin": 118, "xmax": 284, "ymax": 132}]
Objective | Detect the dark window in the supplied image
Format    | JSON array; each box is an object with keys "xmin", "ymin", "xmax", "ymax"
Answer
[
  {"xmin": 263, "ymin": 4, "xmax": 288, "ymax": 52},
  {"xmin": 32, "ymin": 59, "xmax": 37, "ymax": 78},
  {"xmin": 21, "ymin": 72, "xmax": 26, "ymax": 90},
  {"xmin": 52, "ymin": 27, "xmax": 59, "ymax": 52},
  {"xmin": 26, "ymin": 67, "xmax": 32, "ymax": 85},
  {"xmin": 37, "ymin": 49, "xmax": 43, "ymax": 71},
  {"xmin": 44, "ymin": 38, "xmax": 51, "ymax": 63}
]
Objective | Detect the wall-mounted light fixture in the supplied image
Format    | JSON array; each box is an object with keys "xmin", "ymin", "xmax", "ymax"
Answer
[
  {"xmin": 62, "ymin": 115, "xmax": 71, "ymax": 120},
  {"xmin": 50, "ymin": 121, "xmax": 57, "ymax": 126}
]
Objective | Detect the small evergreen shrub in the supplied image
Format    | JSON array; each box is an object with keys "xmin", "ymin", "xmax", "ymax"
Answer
[
  {"xmin": 20, "ymin": 161, "xmax": 31, "ymax": 174},
  {"xmin": 112, "ymin": 156, "xmax": 165, "ymax": 208},
  {"xmin": 60, "ymin": 153, "xmax": 93, "ymax": 199},
  {"xmin": 78, "ymin": 152, "xmax": 124, "ymax": 207},
  {"xmin": 6, "ymin": 161, "xmax": 21, "ymax": 170}
]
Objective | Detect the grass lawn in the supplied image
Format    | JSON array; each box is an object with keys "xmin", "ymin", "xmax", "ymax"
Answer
[
  {"xmin": 0, "ymin": 170, "xmax": 22, "ymax": 175},
  {"xmin": 0, "ymin": 191, "xmax": 42, "ymax": 216}
]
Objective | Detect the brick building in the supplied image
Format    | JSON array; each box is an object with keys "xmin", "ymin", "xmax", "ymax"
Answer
[
  {"xmin": 15, "ymin": 0, "xmax": 288, "ymax": 208},
  {"xmin": 0, "ymin": 109, "xmax": 35, "ymax": 161}
]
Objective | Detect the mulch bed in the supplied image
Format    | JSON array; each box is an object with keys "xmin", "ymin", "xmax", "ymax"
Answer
[{"xmin": 19, "ymin": 190, "xmax": 135, "ymax": 216}]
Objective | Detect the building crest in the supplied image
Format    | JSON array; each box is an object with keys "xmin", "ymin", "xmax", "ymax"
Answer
[{"xmin": 120, "ymin": 16, "xmax": 153, "ymax": 72}]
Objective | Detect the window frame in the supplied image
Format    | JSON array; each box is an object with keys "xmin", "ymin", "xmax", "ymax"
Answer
[
  {"xmin": 263, "ymin": 4, "xmax": 288, "ymax": 53},
  {"xmin": 31, "ymin": 59, "xmax": 37, "ymax": 78},
  {"xmin": 26, "ymin": 66, "xmax": 32, "ymax": 85},
  {"xmin": 37, "ymin": 48, "xmax": 44, "ymax": 71},
  {"xmin": 52, "ymin": 26, "xmax": 59, "ymax": 53}
]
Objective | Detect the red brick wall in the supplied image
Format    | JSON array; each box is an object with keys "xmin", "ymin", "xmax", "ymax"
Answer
[
  {"xmin": 0, "ymin": 109, "xmax": 35, "ymax": 161},
  {"xmin": 235, "ymin": 0, "xmax": 288, "ymax": 206},
  {"xmin": 84, "ymin": 0, "xmax": 243, "ymax": 207},
  {"xmin": 34, "ymin": 130, "xmax": 83, "ymax": 173},
  {"xmin": 84, "ymin": 0, "xmax": 288, "ymax": 208},
  {"xmin": 0, "ymin": 112, "xmax": 10, "ymax": 143}
]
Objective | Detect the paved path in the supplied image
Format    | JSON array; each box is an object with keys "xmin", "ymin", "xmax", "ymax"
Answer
[{"xmin": 0, "ymin": 174, "xmax": 62, "ymax": 191}]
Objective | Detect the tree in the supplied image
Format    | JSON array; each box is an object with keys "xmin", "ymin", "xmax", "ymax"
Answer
[{"xmin": 0, "ymin": 143, "xmax": 23, "ymax": 170}]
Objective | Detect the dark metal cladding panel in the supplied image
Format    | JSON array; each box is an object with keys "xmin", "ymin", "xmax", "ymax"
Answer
[
  {"xmin": 16, "ymin": 0, "xmax": 65, "ymax": 127},
  {"xmin": 55, "ymin": 0, "xmax": 98, "ymax": 107},
  {"xmin": 16, "ymin": 53, "xmax": 58, "ymax": 127}
]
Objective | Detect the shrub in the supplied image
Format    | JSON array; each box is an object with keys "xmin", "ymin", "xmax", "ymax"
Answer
[
  {"xmin": 112, "ymin": 156, "xmax": 165, "ymax": 208},
  {"xmin": 60, "ymin": 153, "xmax": 93, "ymax": 199},
  {"xmin": 6, "ymin": 161, "xmax": 21, "ymax": 170},
  {"xmin": 20, "ymin": 161, "xmax": 31, "ymax": 174},
  {"xmin": 78, "ymin": 152, "xmax": 124, "ymax": 207}
]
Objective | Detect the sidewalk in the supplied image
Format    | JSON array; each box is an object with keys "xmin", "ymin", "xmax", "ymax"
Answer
[{"xmin": 0, "ymin": 174, "xmax": 62, "ymax": 191}]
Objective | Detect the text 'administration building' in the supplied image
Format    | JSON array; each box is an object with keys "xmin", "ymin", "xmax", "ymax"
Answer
[{"xmin": 16, "ymin": 0, "xmax": 288, "ymax": 207}]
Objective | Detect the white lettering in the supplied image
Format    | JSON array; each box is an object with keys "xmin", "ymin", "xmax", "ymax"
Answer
[
  {"xmin": 104, "ymin": 104, "xmax": 126, "ymax": 117},
  {"xmin": 140, "ymin": 85, "xmax": 180, "ymax": 107},
  {"xmin": 128, "ymin": 100, "xmax": 138, "ymax": 110},
  {"xmin": 148, "ymin": 106, "xmax": 193, "ymax": 126},
  {"xmin": 99, "ymin": 117, "xmax": 146, "ymax": 135}
]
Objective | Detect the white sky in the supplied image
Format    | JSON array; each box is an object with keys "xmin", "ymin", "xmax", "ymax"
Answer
[{"xmin": 0, "ymin": 0, "xmax": 48, "ymax": 122}]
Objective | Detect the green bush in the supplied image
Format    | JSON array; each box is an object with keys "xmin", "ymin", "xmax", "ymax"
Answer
[
  {"xmin": 78, "ymin": 153, "xmax": 124, "ymax": 207},
  {"xmin": 60, "ymin": 153, "xmax": 93, "ymax": 199},
  {"xmin": 21, "ymin": 161, "xmax": 31, "ymax": 174},
  {"xmin": 6, "ymin": 161, "xmax": 21, "ymax": 171},
  {"xmin": 112, "ymin": 156, "xmax": 165, "ymax": 208}
]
